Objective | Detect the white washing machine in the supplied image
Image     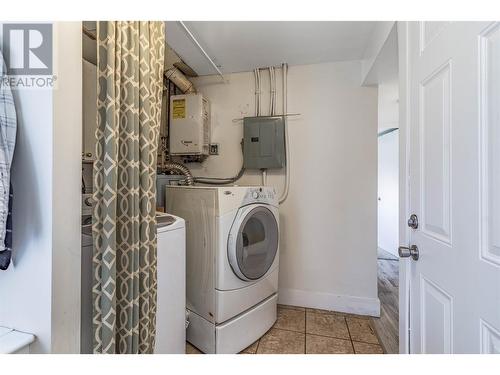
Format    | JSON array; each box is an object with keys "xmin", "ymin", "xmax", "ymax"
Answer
[
  {"xmin": 166, "ymin": 186, "xmax": 279, "ymax": 353},
  {"xmin": 155, "ymin": 213, "xmax": 186, "ymax": 354},
  {"xmin": 81, "ymin": 212, "xmax": 186, "ymax": 354}
]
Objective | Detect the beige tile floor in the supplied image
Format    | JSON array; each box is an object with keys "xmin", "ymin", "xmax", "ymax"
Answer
[{"xmin": 186, "ymin": 304, "xmax": 385, "ymax": 354}]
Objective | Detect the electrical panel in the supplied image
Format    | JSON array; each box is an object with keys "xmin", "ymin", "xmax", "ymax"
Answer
[
  {"xmin": 243, "ymin": 116, "xmax": 285, "ymax": 169},
  {"xmin": 169, "ymin": 93, "xmax": 210, "ymax": 156}
]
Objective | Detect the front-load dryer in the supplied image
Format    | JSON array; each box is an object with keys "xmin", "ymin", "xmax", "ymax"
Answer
[{"xmin": 166, "ymin": 186, "xmax": 279, "ymax": 354}]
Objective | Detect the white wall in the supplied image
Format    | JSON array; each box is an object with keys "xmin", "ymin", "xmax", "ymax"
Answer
[
  {"xmin": 0, "ymin": 24, "xmax": 54, "ymax": 352},
  {"xmin": 191, "ymin": 61, "xmax": 379, "ymax": 315},
  {"xmin": 377, "ymin": 81, "xmax": 399, "ymax": 257},
  {"xmin": 0, "ymin": 22, "xmax": 82, "ymax": 353}
]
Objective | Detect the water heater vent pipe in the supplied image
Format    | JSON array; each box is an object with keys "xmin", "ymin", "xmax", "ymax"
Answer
[{"xmin": 165, "ymin": 67, "xmax": 196, "ymax": 94}]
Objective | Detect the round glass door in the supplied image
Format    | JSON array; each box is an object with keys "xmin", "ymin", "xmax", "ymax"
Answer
[{"xmin": 229, "ymin": 206, "xmax": 278, "ymax": 280}]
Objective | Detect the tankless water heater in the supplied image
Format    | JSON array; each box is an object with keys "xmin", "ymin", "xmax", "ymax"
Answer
[{"xmin": 169, "ymin": 93, "xmax": 211, "ymax": 156}]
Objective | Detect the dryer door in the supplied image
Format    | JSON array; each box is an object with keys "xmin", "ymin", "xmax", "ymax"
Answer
[{"xmin": 228, "ymin": 205, "xmax": 279, "ymax": 281}]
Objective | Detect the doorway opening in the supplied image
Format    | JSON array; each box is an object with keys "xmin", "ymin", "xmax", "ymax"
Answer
[
  {"xmin": 361, "ymin": 22, "xmax": 401, "ymax": 354},
  {"xmin": 374, "ymin": 84, "xmax": 399, "ymax": 353}
]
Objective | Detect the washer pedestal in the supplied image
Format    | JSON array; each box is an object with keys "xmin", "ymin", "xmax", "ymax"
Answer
[{"xmin": 187, "ymin": 293, "xmax": 277, "ymax": 354}]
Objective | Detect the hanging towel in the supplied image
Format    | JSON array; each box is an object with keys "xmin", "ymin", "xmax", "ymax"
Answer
[{"xmin": 0, "ymin": 49, "xmax": 17, "ymax": 270}]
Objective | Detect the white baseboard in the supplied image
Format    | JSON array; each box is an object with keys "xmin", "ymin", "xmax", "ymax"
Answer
[{"xmin": 278, "ymin": 288, "xmax": 380, "ymax": 317}]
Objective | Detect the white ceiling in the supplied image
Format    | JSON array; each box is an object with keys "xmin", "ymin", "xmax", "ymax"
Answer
[{"xmin": 165, "ymin": 21, "xmax": 378, "ymax": 76}]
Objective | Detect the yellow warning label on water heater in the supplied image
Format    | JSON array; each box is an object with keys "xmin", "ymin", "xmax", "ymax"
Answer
[{"xmin": 172, "ymin": 99, "xmax": 186, "ymax": 119}]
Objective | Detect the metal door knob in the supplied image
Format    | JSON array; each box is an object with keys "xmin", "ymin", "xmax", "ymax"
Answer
[
  {"xmin": 408, "ymin": 214, "xmax": 418, "ymax": 229},
  {"xmin": 398, "ymin": 245, "xmax": 419, "ymax": 261}
]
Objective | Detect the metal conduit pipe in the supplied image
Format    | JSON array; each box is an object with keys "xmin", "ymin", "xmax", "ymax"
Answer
[
  {"xmin": 193, "ymin": 166, "xmax": 246, "ymax": 185},
  {"xmin": 269, "ymin": 67, "xmax": 274, "ymax": 116},
  {"xmin": 163, "ymin": 161, "xmax": 194, "ymax": 186},
  {"xmin": 279, "ymin": 62, "xmax": 290, "ymax": 204},
  {"xmin": 254, "ymin": 69, "xmax": 260, "ymax": 116},
  {"xmin": 273, "ymin": 67, "xmax": 278, "ymax": 115},
  {"xmin": 193, "ymin": 140, "xmax": 246, "ymax": 185},
  {"xmin": 257, "ymin": 68, "xmax": 262, "ymax": 116}
]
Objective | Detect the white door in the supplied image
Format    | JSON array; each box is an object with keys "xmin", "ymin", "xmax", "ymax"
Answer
[{"xmin": 404, "ymin": 21, "xmax": 500, "ymax": 353}]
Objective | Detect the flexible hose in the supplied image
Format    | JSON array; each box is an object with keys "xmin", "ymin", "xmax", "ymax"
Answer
[{"xmin": 162, "ymin": 161, "xmax": 194, "ymax": 186}]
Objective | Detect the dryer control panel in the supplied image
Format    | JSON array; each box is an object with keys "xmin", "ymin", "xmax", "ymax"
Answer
[{"xmin": 243, "ymin": 187, "xmax": 277, "ymax": 206}]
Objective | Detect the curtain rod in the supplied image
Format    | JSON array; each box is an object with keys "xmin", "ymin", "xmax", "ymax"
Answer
[{"xmin": 178, "ymin": 21, "xmax": 225, "ymax": 83}]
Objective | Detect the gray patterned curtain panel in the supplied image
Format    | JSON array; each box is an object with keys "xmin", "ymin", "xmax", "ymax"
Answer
[{"xmin": 92, "ymin": 21, "xmax": 165, "ymax": 354}]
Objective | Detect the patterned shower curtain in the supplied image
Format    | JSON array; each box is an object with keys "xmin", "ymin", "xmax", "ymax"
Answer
[{"xmin": 92, "ymin": 21, "xmax": 165, "ymax": 354}]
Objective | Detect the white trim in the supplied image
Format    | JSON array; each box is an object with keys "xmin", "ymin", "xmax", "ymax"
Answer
[
  {"xmin": 397, "ymin": 21, "xmax": 411, "ymax": 355},
  {"xmin": 278, "ymin": 288, "xmax": 380, "ymax": 317},
  {"xmin": 51, "ymin": 22, "xmax": 82, "ymax": 353},
  {"xmin": 478, "ymin": 22, "xmax": 500, "ymax": 268}
]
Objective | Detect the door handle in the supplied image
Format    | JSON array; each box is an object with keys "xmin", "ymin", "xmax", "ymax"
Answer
[
  {"xmin": 407, "ymin": 214, "xmax": 418, "ymax": 229},
  {"xmin": 398, "ymin": 245, "xmax": 419, "ymax": 261}
]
